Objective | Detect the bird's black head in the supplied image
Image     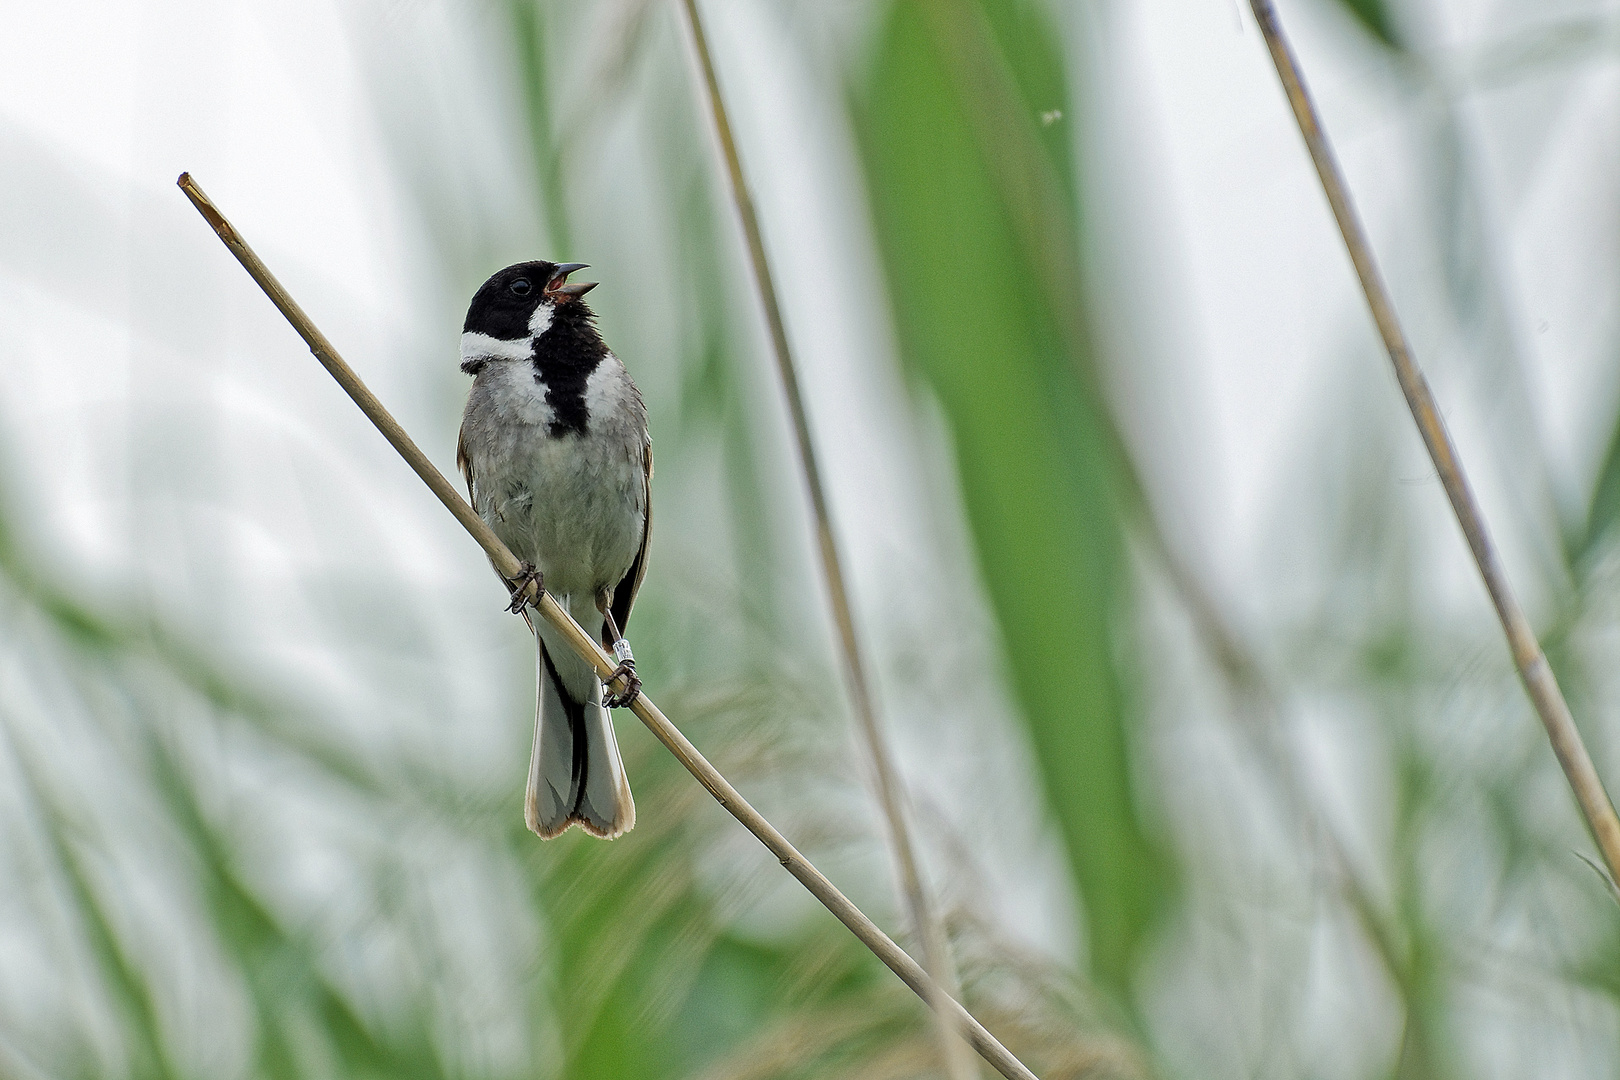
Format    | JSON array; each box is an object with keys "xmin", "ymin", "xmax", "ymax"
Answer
[{"xmin": 461, "ymin": 261, "xmax": 599, "ymax": 373}]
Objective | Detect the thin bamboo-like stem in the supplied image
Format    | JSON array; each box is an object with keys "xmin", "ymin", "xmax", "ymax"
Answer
[
  {"xmin": 1247, "ymin": 0, "xmax": 1620, "ymax": 882},
  {"xmin": 674, "ymin": 5, "xmax": 976, "ymax": 1078},
  {"xmin": 176, "ymin": 172, "xmax": 1038, "ymax": 1080}
]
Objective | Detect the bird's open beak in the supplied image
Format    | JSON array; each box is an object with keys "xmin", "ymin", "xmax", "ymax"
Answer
[{"xmin": 547, "ymin": 263, "xmax": 598, "ymax": 299}]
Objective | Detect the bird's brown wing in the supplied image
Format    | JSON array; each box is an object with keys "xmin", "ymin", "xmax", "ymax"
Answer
[
  {"xmin": 456, "ymin": 421, "xmax": 476, "ymax": 507},
  {"xmin": 607, "ymin": 442, "xmax": 652, "ymax": 646}
]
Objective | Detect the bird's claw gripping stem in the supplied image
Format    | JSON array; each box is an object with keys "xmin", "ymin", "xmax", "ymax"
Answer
[
  {"xmin": 603, "ymin": 662, "xmax": 640, "ymax": 709},
  {"xmin": 506, "ymin": 562, "xmax": 543, "ymax": 613},
  {"xmin": 603, "ymin": 638, "xmax": 640, "ymax": 708}
]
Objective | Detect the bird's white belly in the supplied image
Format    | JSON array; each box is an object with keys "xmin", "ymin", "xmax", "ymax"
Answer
[
  {"xmin": 465, "ymin": 359, "xmax": 645, "ymax": 599},
  {"xmin": 498, "ymin": 437, "xmax": 643, "ymax": 593}
]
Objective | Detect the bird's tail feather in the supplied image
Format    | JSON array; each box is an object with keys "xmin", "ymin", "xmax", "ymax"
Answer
[{"xmin": 525, "ymin": 640, "xmax": 635, "ymax": 839}]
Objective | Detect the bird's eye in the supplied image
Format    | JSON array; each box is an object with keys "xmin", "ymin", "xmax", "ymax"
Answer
[{"xmin": 509, "ymin": 279, "xmax": 533, "ymax": 296}]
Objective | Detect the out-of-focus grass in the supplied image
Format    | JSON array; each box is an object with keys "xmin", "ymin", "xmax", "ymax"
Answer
[
  {"xmin": 1334, "ymin": 0, "xmax": 1404, "ymax": 49},
  {"xmin": 0, "ymin": 4, "xmax": 1147, "ymax": 1075},
  {"xmin": 6, "ymin": 0, "xmax": 1620, "ymax": 1077},
  {"xmin": 0, "ymin": 486, "xmax": 1135, "ymax": 1077},
  {"xmin": 856, "ymin": 0, "xmax": 1174, "ymax": 1003}
]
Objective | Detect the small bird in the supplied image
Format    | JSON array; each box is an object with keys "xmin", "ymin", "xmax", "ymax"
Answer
[{"xmin": 456, "ymin": 261, "xmax": 649, "ymax": 839}]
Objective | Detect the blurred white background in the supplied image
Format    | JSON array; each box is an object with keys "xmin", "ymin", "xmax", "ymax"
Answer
[{"xmin": 3, "ymin": 1, "xmax": 1619, "ymax": 1078}]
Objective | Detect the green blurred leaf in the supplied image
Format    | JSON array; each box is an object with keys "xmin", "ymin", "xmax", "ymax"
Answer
[
  {"xmin": 7, "ymin": 733, "xmax": 177, "ymax": 1080},
  {"xmin": 1333, "ymin": 0, "xmax": 1403, "ymax": 50},
  {"xmin": 505, "ymin": 0, "xmax": 573, "ymax": 258},
  {"xmin": 1573, "ymin": 398, "xmax": 1620, "ymax": 572},
  {"xmin": 143, "ymin": 734, "xmax": 443, "ymax": 1080},
  {"xmin": 855, "ymin": 0, "xmax": 1173, "ymax": 998}
]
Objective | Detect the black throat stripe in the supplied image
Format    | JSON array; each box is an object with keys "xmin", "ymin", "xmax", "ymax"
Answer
[{"xmin": 532, "ymin": 304, "xmax": 607, "ymax": 438}]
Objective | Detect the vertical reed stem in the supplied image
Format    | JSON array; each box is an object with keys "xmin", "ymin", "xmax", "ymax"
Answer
[
  {"xmin": 674, "ymin": 6, "xmax": 978, "ymax": 1080},
  {"xmin": 1247, "ymin": 0, "xmax": 1620, "ymax": 882}
]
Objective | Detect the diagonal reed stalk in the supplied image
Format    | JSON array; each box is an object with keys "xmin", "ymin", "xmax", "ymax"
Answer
[
  {"xmin": 1247, "ymin": 0, "xmax": 1620, "ymax": 883},
  {"xmin": 674, "ymin": 4, "xmax": 977, "ymax": 1078},
  {"xmin": 175, "ymin": 172, "xmax": 1039, "ymax": 1080}
]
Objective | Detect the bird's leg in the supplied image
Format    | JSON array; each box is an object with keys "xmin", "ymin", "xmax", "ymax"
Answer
[
  {"xmin": 506, "ymin": 561, "xmax": 544, "ymax": 613},
  {"xmin": 597, "ymin": 595, "xmax": 640, "ymax": 708}
]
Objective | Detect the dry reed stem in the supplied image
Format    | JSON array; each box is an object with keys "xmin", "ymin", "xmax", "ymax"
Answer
[
  {"xmin": 176, "ymin": 172, "xmax": 1038, "ymax": 1080},
  {"xmin": 1247, "ymin": 0, "xmax": 1620, "ymax": 883},
  {"xmin": 675, "ymin": 4, "xmax": 977, "ymax": 1079}
]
